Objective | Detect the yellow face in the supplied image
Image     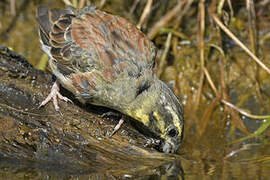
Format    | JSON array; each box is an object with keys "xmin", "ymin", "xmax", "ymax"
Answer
[
  {"xmin": 128, "ymin": 85, "xmax": 184, "ymax": 153},
  {"xmin": 148, "ymin": 104, "xmax": 183, "ymax": 153}
]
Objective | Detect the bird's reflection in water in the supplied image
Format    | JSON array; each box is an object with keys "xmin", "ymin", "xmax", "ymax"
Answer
[{"xmin": 147, "ymin": 160, "xmax": 184, "ymax": 180}]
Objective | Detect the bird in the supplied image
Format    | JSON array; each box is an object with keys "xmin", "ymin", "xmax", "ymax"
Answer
[{"xmin": 37, "ymin": 5, "xmax": 184, "ymax": 153}]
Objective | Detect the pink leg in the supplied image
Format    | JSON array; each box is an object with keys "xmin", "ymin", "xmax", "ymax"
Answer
[{"xmin": 39, "ymin": 81, "xmax": 72, "ymax": 113}]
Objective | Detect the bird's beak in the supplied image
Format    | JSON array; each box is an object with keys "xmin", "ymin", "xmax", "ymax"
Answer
[{"xmin": 160, "ymin": 138, "xmax": 180, "ymax": 153}]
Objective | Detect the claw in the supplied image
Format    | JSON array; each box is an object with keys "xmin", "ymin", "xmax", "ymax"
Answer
[
  {"xmin": 110, "ymin": 118, "xmax": 125, "ymax": 137},
  {"xmin": 101, "ymin": 111, "xmax": 125, "ymax": 136},
  {"xmin": 57, "ymin": 92, "xmax": 73, "ymax": 104},
  {"xmin": 39, "ymin": 81, "xmax": 73, "ymax": 113}
]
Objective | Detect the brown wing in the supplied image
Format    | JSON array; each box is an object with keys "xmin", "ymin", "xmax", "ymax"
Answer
[
  {"xmin": 37, "ymin": 5, "xmax": 77, "ymax": 74},
  {"xmin": 70, "ymin": 8, "xmax": 156, "ymax": 75},
  {"xmin": 37, "ymin": 6, "xmax": 156, "ymax": 104},
  {"xmin": 37, "ymin": 6, "xmax": 156, "ymax": 79}
]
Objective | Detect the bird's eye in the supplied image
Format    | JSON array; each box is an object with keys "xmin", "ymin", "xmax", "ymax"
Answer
[{"xmin": 168, "ymin": 127, "xmax": 178, "ymax": 137}]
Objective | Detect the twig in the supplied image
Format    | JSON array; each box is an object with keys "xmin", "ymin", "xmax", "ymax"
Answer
[
  {"xmin": 78, "ymin": 0, "xmax": 86, "ymax": 9},
  {"xmin": 246, "ymin": 0, "xmax": 258, "ymax": 54},
  {"xmin": 203, "ymin": 67, "xmax": 219, "ymax": 97},
  {"xmin": 170, "ymin": 0, "xmax": 193, "ymax": 58},
  {"xmin": 159, "ymin": 28, "xmax": 188, "ymax": 39},
  {"xmin": 203, "ymin": 63, "xmax": 268, "ymax": 131},
  {"xmin": 62, "ymin": 0, "xmax": 72, "ymax": 6},
  {"xmin": 147, "ymin": 0, "xmax": 186, "ymax": 39},
  {"xmin": 137, "ymin": 0, "xmax": 153, "ymax": 29},
  {"xmin": 208, "ymin": 27, "xmax": 249, "ymax": 135},
  {"xmin": 199, "ymin": 97, "xmax": 219, "ymax": 136},
  {"xmin": 217, "ymin": 0, "xmax": 225, "ymax": 14},
  {"xmin": 221, "ymin": 100, "xmax": 270, "ymax": 119},
  {"xmin": 157, "ymin": 33, "xmax": 172, "ymax": 78},
  {"xmin": 99, "ymin": 0, "xmax": 107, "ymax": 9},
  {"xmin": 260, "ymin": 32, "xmax": 270, "ymax": 44},
  {"xmin": 204, "ymin": 64, "xmax": 250, "ymax": 134},
  {"xmin": 209, "ymin": 44, "xmax": 225, "ymax": 57},
  {"xmin": 227, "ymin": 0, "xmax": 234, "ymax": 17},
  {"xmin": 225, "ymin": 143, "xmax": 260, "ymax": 159},
  {"xmin": 194, "ymin": 1, "xmax": 206, "ymax": 111},
  {"xmin": 130, "ymin": 0, "xmax": 140, "ymax": 14},
  {"xmin": 10, "ymin": 0, "xmax": 16, "ymax": 15},
  {"xmin": 203, "ymin": 58, "xmax": 270, "ymax": 120},
  {"xmin": 229, "ymin": 119, "xmax": 270, "ymax": 144},
  {"xmin": 211, "ymin": 14, "xmax": 270, "ymax": 75}
]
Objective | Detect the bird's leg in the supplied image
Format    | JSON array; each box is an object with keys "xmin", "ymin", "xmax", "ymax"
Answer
[
  {"xmin": 39, "ymin": 81, "xmax": 73, "ymax": 113},
  {"xmin": 110, "ymin": 117, "xmax": 125, "ymax": 137}
]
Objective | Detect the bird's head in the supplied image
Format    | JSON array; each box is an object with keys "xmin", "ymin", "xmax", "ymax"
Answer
[{"xmin": 126, "ymin": 79, "xmax": 184, "ymax": 153}]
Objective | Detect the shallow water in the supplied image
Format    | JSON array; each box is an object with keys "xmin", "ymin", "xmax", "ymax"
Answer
[{"xmin": 0, "ymin": 0, "xmax": 270, "ymax": 179}]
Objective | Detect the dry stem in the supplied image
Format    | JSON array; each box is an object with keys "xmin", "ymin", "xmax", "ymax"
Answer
[
  {"xmin": 137, "ymin": 0, "xmax": 153, "ymax": 29},
  {"xmin": 211, "ymin": 14, "xmax": 270, "ymax": 75}
]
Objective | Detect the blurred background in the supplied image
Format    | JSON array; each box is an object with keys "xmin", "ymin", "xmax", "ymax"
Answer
[{"xmin": 0, "ymin": 0, "xmax": 270, "ymax": 179}]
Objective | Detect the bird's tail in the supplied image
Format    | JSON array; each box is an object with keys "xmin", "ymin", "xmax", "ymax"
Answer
[{"xmin": 36, "ymin": 5, "xmax": 76, "ymax": 58}]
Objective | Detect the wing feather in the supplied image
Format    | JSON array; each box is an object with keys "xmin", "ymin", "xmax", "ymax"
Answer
[{"xmin": 37, "ymin": 6, "xmax": 156, "ymax": 102}]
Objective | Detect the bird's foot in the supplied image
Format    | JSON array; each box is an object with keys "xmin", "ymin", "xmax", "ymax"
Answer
[{"xmin": 38, "ymin": 81, "xmax": 73, "ymax": 114}]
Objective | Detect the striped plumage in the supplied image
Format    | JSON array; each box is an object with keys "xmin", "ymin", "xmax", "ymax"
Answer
[{"xmin": 37, "ymin": 6, "xmax": 184, "ymax": 153}]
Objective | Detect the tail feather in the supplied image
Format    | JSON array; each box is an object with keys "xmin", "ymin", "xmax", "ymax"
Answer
[
  {"xmin": 37, "ymin": 6, "xmax": 51, "ymax": 46},
  {"xmin": 37, "ymin": 5, "xmax": 75, "ymax": 47}
]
